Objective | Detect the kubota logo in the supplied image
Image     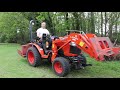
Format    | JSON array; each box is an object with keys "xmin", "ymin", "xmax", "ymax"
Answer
[{"xmin": 70, "ymin": 35, "xmax": 78, "ymax": 41}]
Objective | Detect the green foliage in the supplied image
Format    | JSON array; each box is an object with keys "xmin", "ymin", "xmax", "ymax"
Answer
[
  {"xmin": 0, "ymin": 12, "xmax": 120, "ymax": 44},
  {"xmin": 0, "ymin": 12, "xmax": 29, "ymax": 44},
  {"xmin": 0, "ymin": 34, "xmax": 7, "ymax": 43},
  {"xmin": 112, "ymin": 32, "xmax": 120, "ymax": 43}
]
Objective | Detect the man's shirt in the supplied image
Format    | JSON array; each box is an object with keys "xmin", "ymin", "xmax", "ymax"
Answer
[{"xmin": 36, "ymin": 28, "xmax": 50, "ymax": 38}]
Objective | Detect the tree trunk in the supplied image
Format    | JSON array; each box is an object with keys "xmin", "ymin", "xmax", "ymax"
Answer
[
  {"xmin": 65, "ymin": 12, "xmax": 69, "ymax": 30},
  {"xmin": 109, "ymin": 24, "xmax": 113, "ymax": 40},
  {"xmin": 73, "ymin": 12, "xmax": 80, "ymax": 30},
  {"xmin": 101, "ymin": 12, "xmax": 103, "ymax": 36},
  {"xmin": 90, "ymin": 12, "xmax": 95, "ymax": 33},
  {"xmin": 115, "ymin": 21, "xmax": 117, "ymax": 33},
  {"xmin": 47, "ymin": 12, "xmax": 55, "ymax": 35},
  {"xmin": 87, "ymin": 12, "xmax": 91, "ymax": 33},
  {"xmin": 104, "ymin": 12, "xmax": 107, "ymax": 36},
  {"xmin": 115, "ymin": 13, "xmax": 120, "ymax": 33},
  {"xmin": 108, "ymin": 12, "xmax": 116, "ymax": 40},
  {"xmin": 82, "ymin": 13, "xmax": 86, "ymax": 33}
]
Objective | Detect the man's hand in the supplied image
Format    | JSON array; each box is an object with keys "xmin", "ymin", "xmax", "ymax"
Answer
[{"xmin": 37, "ymin": 35, "xmax": 41, "ymax": 38}]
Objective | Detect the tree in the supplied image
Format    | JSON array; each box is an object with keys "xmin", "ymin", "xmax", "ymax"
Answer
[
  {"xmin": 0, "ymin": 12, "xmax": 120, "ymax": 44},
  {"xmin": 72, "ymin": 12, "xmax": 80, "ymax": 30},
  {"xmin": 0, "ymin": 12, "xmax": 29, "ymax": 43},
  {"xmin": 101, "ymin": 12, "xmax": 103, "ymax": 36},
  {"xmin": 90, "ymin": 12, "xmax": 95, "ymax": 33},
  {"xmin": 104, "ymin": 12, "xmax": 107, "ymax": 36}
]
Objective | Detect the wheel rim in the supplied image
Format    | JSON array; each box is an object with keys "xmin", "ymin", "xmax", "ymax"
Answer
[
  {"xmin": 54, "ymin": 61, "xmax": 63, "ymax": 74},
  {"xmin": 28, "ymin": 51, "xmax": 35, "ymax": 64}
]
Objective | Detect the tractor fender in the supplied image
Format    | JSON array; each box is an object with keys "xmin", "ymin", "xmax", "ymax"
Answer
[{"xmin": 32, "ymin": 43, "xmax": 44, "ymax": 57}]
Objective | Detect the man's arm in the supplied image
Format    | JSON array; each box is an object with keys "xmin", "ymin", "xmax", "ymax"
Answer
[
  {"xmin": 46, "ymin": 29, "xmax": 51, "ymax": 37},
  {"xmin": 36, "ymin": 29, "xmax": 42, "ymax": 38}
]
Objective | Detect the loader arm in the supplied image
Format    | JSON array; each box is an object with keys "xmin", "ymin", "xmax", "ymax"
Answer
[
  {"xmin": 76, "ymin": 33, "xmax": 120, "ymax": 61},
  {"xmin": 76, "ymin": 34, "xmax": 102, "ymax": 61},
  {"xmin": 66, "ymin": 32, "xmax": 120, "ymax": 61}
]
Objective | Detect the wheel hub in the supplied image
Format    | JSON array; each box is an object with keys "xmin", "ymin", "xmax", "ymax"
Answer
[
  {"xmin": 28, "ymin": 51, "xmax": 35, "ymax": 64},
  {"xmin": 54, "ymin": 62, "xmax": 63, "ymax": 74}
]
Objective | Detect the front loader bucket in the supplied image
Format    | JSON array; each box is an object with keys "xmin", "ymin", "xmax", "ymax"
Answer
[{"xmin": 88, "ymin": 36, "xmax": 120, "ymax": 61}]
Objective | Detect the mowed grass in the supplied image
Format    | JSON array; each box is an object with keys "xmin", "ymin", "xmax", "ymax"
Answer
[{"xmin": 0, "ymin": 43, "xmax": 120, "ymax": 78}]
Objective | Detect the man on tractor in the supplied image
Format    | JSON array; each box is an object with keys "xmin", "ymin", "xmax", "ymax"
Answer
[
  {"xmin": 36, "ymin": 21, "xmax": 50, "ymax": 39},
  {"xmin": 36, "ymin": 21, "xmax": 52, "ymax": 54}
]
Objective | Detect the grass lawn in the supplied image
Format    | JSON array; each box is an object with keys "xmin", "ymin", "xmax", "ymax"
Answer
[{"xmin": 0, "ymin": 43, "xmax": 120, "ymax": 78}]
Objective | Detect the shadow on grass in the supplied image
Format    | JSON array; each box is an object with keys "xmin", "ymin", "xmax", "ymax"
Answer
[
  {"xmin": 20, "ymin": 58, "xmax": 93, "ymax": 78},
  {"xmin": 20, "ymin": 58, "xmax": 52, "ymax": 68}
]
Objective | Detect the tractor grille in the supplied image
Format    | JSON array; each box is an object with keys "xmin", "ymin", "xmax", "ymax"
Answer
[{"xmin": 70, "ymin": 46, "xmax": 81, "ymax": 54}]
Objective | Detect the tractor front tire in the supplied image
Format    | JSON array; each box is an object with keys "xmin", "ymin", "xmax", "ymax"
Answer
[
  {"xmin": 81, "ymin": 55, "xmax": 87, "ymax": 67},
  {"xmin": 52, "ymin": 57, "xmax": 70, "ymax": 77},
  {"xmin": 27, "ymin": 47, "xmax": 42, "ymax": 67},
  {"xmin": 48, "ymin": 52, "xmax": 52, "ymax": 64}
]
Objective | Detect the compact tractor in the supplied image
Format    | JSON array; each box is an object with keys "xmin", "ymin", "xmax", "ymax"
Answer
[{"xmin": 18, "ymin": 21, "xmax": 120, "ymax": 77}]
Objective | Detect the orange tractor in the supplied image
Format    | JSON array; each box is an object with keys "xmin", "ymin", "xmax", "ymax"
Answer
[{"xmin": 18, "ymin": 22, "xmax": 120, "ymax": 77}]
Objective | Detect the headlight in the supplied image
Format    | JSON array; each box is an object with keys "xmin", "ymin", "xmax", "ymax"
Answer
[{"xmin": 70, "ymin": 42, "xmax": 76, "ymax": 46}]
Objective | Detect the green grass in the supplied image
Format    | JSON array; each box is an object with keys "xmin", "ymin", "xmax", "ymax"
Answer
[{"xmin": 0, "ymin": 43, "xmax": 120, "ymax": 78}]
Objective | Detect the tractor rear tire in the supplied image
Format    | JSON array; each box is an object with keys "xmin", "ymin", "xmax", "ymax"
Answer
[
  {"xmin": 52, "ymin": 57, "xmax": 70, "ymax": 77},
  {"xmin": 27, "ymin": 47, "xmax": 42, "ymax": 67}
]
